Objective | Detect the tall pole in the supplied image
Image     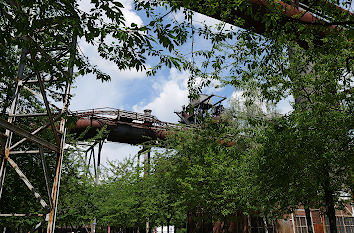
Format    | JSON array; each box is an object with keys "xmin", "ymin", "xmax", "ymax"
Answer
[
  {"xmin": 143, "ymin": 147, "xmax": 151, "ymax": 233},
  {"xmin": 91, "ymin": 140, "xmax": 103, "ymax": 233},
  {"xmin": 0, "ymin": 35, "xmax": 75, "ymax": 233},
  {"xmin": 47, "ymin": 34, "xmax": 77, "ymax": 233},
  {"xmin": 0, "ymin": 48, "xmax": 27, "ymax": 198}
]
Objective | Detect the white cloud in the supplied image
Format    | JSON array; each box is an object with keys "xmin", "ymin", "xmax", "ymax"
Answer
[
  {"xmin": 276, "ymin": 95, "xmax": 294, "ymax": 115},
  {"xmin": 77, "ymin": 0, "xmax": 147, "ymax": 81},
  {"xmin": 70, "ymin": 0, "xmax": 149, "ymax": 111},
  {"xmin": 70, "ymin": 74, "xmax": 124, "ymax": 110},
  {"xmin": 79, "ymin": 40, "xmax": 148, "ymax": 80},
  {"xmin": 193, "ymin": 76, "xmax": 224, "ymax": 94},
  {"xmin": 131, "ymin": 68, "xmax": 226, "ymax": 123},
  {"xmin": 100, "ymin": 142, "xmax": 142, "ymax": 164},
  {"xmin": 133, "ymin": 68, "xmax": 190, "ymax": 123},
  {"xmin": 119, "ymin": 0, "xmax": 144, "ymax": 27}
]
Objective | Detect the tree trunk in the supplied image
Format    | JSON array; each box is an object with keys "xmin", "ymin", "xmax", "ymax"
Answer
[
  {"xmin": 305, "ymin": 207, "xmax": 314, "ymax": 233},
  {"xmin": 146, "ymin": 220, "xmax": 150, "ymax": 233},
  {"xmin": 263, "ymin": 217, "xmax": 269, "ymax": 233},
  {"xmin": 167, "ymin": 219, "xmax": 171, "ymax": 233},
  {"xmin": 323, "ymin": 178, "xmax": 337, "ymax": 233}
]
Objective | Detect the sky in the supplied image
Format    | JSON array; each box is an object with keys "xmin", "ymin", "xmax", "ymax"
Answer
[{"xmin": 70, "ymin": 0, "xmax": 294, "ymax": 165}]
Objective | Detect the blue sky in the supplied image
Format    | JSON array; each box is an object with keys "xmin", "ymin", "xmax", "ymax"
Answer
[{"xmin": 70, "ymin": 0, "xmax": 294, "ymax": 164}]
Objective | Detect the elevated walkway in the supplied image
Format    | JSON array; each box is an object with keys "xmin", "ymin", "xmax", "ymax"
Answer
[{"xmin": 70, "ymin": 108, "xmax": 177, "ymax": 145}]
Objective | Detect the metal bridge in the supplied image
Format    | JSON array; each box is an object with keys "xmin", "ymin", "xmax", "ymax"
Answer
[
  {"xmin": 71, "ymin": 107, "xmax": 174, "ymax": 145},
  {"xmin": 71, "ymin": 94, "xmax": 226, "ymax": 145}
]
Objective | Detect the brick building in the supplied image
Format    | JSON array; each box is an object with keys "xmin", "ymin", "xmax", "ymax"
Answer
[{"xmin": 188, "ymin": 203, "xmax": 354, "ymax": 233}]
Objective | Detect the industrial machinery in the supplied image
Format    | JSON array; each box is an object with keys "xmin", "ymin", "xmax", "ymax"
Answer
[{"xmin": 175, "ymin": 94, "xmax": 226, "ymax": 125}]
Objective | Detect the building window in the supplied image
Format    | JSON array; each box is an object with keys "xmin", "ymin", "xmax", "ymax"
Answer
[
  {"xmin": 295, "ymin": 216, "xmax": 309, "ymax": 233},
  {"xmin": 344, "ymin": 217, "xmax": 354, "ymax": 233},
  {"xmin": 325, "ymin": 216, "xmax": 354, "ymax": 233},
  {"xmin": 250, "ymin": 216, "xmax": 276, "ymax": 233}
]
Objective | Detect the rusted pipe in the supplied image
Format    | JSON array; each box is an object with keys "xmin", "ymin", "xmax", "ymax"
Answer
[
  {"xmin": 72, "ymin": 119, "xmax": 167, "ymax": 145},
  {"xmin": 172, "ymin": 0, "xmax": 353, "ymax": 47},
  {"xmin": 249, "ymin": 0, "xmax": 337, "ymax": 29},
  {"xmin": 72, "ymin": 118, "xmax": 235, "ymax": 147}
]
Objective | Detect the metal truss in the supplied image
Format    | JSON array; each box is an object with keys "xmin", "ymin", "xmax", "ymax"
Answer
[
  {"xmin": 0, "ymin": 35, "xmax": 77, "ymax": 232},
  {"xmin": 82, "ymin": 140, "xmax": 104, "ymax": 233},
  {"xmin": 84, "ymin": 140, "xmax": 104, "ymax": 182}
]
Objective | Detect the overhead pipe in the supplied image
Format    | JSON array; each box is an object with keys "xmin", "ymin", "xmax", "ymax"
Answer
[
  {"xmin": 72, "ymin": 118, "xmax": 168, "ymax": 145},
  {"xmin": 171, "ymin": 0, "xmax": 353, "ymax": 47},
  {"xmin": 72, "ymin": 117, "xmax": 235, "ymax": 148}
]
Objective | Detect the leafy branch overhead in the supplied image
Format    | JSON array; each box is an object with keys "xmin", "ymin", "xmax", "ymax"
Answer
[{"xmin": 0, "ymin": 0, "xmax": 191, "ymax": 86}]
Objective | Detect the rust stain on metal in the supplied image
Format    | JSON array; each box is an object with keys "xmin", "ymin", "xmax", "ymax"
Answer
[
  {"xmin": 47, "ymin": 155, "xmax": 61, "ymax": 233},
  {"xmin": 5, "ymin": 149, "xmax": 10, "ymax": 159}
]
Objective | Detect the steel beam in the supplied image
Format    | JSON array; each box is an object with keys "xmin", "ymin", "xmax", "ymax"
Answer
[
  {"xmin": 1, "ymin": 21, "xmax": 76, "ymax": 232},
  {"xmin": 0, "ymin": 118, "xmax": 58, "ymax": 152},
  {"xmin": 0, "ymin": 48, "xmax": 27, "ymax": 200},
  {"xmin": 0, "ymin": 137, "xmax": 5, "ymax": 195},
  {"xmin": 9, "ymin": 113, "xmax": 63, "ymax": 150},
  {"xmin": 9, "ymin": 112, "xmax": 54, "ymax": 118},
  {"xmin": 34, "ymin": 69, "xmax": 60, "ymax": 148},
  {"xmin": 40, "ymin": 146, "xmax": 53, "ymax": 209},
  {"xmin": 47, "ymin": 34, "xmax": 77, "ymax": 233},
  {"xmin": 92, "ymin": 147, "xmax": 97, "ymax": 178},
  {"xmin": 9, "ymin": 150, "xmax": 40, "ymax": 155},
  {"xmin": 47, "ymin": 128, "xmax": 66, "ymax": 233},
  {"xmin": 26, "ymin": 76, "xmax": 62, "ymax": 84},
  {"xmin": 30, "ymin": 219, "xmax": 46, "ymax": 233},
  {"xmin": 0, "ymin": 158, "xmax": 6, "ymax": 199},
  {"xmin": 7, "ymin": 157, "xmax": 49, "ymax": 210},
  {"xmin": 97, "ymin": 141, "xmax": 103, "ymax": 181},
  {"xmin": 0, "ymin": 213, "xmax": 44, "ymax": 217}
]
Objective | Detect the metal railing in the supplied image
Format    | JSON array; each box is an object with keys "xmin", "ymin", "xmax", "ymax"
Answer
[{"xmin": 71, "ymin": 107, "xmax": 178, "ymax": 128}]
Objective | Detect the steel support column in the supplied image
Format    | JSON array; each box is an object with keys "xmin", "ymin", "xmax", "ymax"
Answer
[
  {"xmin": 0, "ymin": 33, "xmax": 77, "ymax": 233},
  {"xmin": 0, "ymin": 48, "xmax": 27, "ymax": 199},
  {"xmin": 84, "ymin": 139, "xmax": 104, "ymax": 233},
  {"xmin": 47, "ymin": 35, "xmax": 77, "ymax": 233}
]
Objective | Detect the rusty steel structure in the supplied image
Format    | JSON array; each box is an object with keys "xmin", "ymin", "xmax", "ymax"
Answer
[
  {"xmin": 71, "ymin": 94, "xmax": 227, "ymax": 146},
  {"xmin": 173, "ymin": 0, "xmax": 353, "ymax": 46},
  {"xmin": 0, "ymin": 35, "xmax": 77, "ymax": 232},
  {"xmin": 71, "ymin": 107, "xmax": 177, "ymax": 145},
  {"xmin": 175, "ymin": 94, "xmax": 226, "ymax": 125}
]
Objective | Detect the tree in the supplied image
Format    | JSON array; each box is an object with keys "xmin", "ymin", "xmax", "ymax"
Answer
[
  {"xmin": 257, "ymin": 98, "xmax": 353, "ymax": 233},
  {"xmin": 55, "ymin": 148, "xmax": 96, "ymax": 229},
  {"xmin": 91, "ymin": 152, "xmax": 186, "ymax": 232},
  {"xmin": 135, "ymin": 1, "xmax": 353, "ymax": 233},
  {"xmin": 95, "ymin": 156, "xmax": 146, "ymax": 230},
  {"xmin": 146, "ymin": 95, "xmax": 274, "ymax": 232},
  {"xmin": 148, "ymin": 150, "xmax": 188, "ymax": 232}
]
